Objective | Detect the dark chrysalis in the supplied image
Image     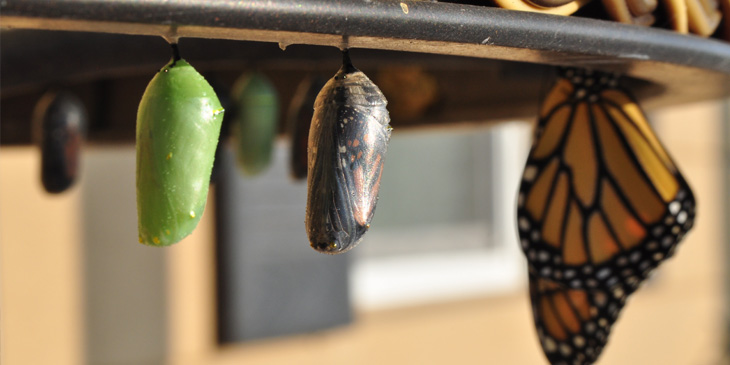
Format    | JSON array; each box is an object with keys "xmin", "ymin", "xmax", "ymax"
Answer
[
  {"xmin": 287, "ymin": 76, "xmax": 327, "ymax": 180},
  {"xmin": 136, "ymin": 44, "xmax": 224, "ymax": 246},
  {"xmin": 231, "ymin": 72, "xmax": 280, "ymax": 176},
  {"xmin": 32, "ymin": 91, "xmax": 87, "ymax": 194},
  {"xmin": 305, "ymin": 50, "xmax": 392, "ymax": 254}
]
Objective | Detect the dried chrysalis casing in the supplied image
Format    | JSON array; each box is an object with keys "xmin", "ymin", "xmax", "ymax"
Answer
[
  {"xmin": 305, "ymin": 51, "xmax": 392, "ymax": 254},
  {"xmin": 32, "ymin": 91, "xmax": 87, "ymax": 194},
  {"xmin": 287, "ymin": 76, "xmax": 327, "ymax": 180},
  {"xmin": 136, "ymin": 51, "xmax": 224, "ymax": 246}
]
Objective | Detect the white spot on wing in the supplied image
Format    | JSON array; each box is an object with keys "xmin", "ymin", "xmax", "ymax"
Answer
[
  {"xmin": 677, "ymin": 211, "xmax": 687, "ymax": 224},
  {"xmin": 669, "ymin": 201, "xmax": 681, "ymax": 215},
  {"xmin": 523, "ymin": 165, "xmax": 538, "ymax": 182}
]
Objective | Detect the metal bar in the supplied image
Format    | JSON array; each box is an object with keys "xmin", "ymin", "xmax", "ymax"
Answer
[
  {"xmin": 2, "ymin": 0, "xmax": 730, "ymax": 139},
  {"xmin": 2, "ymin": 0, "xmax": 730, "ymax": 75}
]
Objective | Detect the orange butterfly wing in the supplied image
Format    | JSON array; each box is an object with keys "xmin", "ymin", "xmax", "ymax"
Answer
[
  {"xmin": 517, "ymin": 68, "xmax": 696, "ymax": 293},
  {"xmin": 530, "ymin": 272, "xmax": 628, "ymax": 365}
]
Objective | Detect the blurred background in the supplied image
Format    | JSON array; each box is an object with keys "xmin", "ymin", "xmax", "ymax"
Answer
[{"xmin": 1, "ymin": 29, "xmax": 729, "ymax": 365}]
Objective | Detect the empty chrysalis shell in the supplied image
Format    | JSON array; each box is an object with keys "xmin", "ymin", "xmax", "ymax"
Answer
[
  {"xmin": 32, "ymin": 90, "xmax": 87, "ymax": 194},
  {"xmin": 136, "ymin": 56, "xmax": 224, "ymax": 246},
  {"xmin": 287, "ymin": 76, "xmax": 327, "ymax": 180},
  {"xmin": 231, "ymin": 72, "xmax": 280, "ymax": 176},
  {"xmin": 305, "ymin": 51, "xmax": 392, "ymax": 254}
]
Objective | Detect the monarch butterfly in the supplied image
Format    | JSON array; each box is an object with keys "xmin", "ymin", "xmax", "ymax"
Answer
[
  {"xmin": 287, "ymin": 76, "xmax": 326, "ymax": 180},
  {"xmin": 530, "ymin": 272, "xmax": 628, "ymax": 365},
  {"xmin": 517, "ymin": 67, "xmax": 696, "ymax": 293},
  {"xmin": 136, "ymin": 44, "xmax": 224, "ymax": 246},
  {"xmin": 32, "ymin": 90, "xmax": 87, "ymax": 194},
  {"xmin": 305, "ymin": 50, "xmax": 392, "ymax": 254},
  {"xmin": 231, "ymin": 72, "xmax": 280, "ymax": 176}
]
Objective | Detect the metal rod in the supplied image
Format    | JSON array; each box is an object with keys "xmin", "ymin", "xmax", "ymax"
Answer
[
  {"xmin": 2, "ymin": 0, "xmax": 730, "ymax": 74},
  {"xmin": 2, "ymin": 0, "xmax": 730, "ymax": 109}
]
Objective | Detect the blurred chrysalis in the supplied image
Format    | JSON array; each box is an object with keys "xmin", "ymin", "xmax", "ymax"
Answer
[
  {"xmin": 287, "ymin": 76, "xmax": 326, "ymax": 180},
  {"xmin": 32, "ymin": 90, "xmax": 87, "ymax": 194},
  {"xmin": 231, "ymin": 72, "xmax": 280, "ymax": 176},
  {"xmin": 136, "ymin": 44, "xmax": 224, "ymax": 246},
  {"xmin": 305, "ymin": 50, "xmax": 392, "ymax": 254}
]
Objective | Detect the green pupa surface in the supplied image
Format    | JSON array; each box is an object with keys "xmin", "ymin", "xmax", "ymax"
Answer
[
  {"xmin": 136, "ymin": 58, "xmax": 224, "ymax": 246},
  {"xmin": 231, "ymin": 72, "xmax": 280, "ymax": 176}
]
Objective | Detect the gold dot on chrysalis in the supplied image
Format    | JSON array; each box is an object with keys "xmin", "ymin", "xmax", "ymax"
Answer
[
  {"xmin": 165, "ymin": 229, "xmax": 171, "ymax": 235},
  {"xmin": 166, "ymin": 152, "xmax": 173, "ymax": 160},
  {"xmin": 138, "ymin": 237, "xmax": 143, "ymax": 243},
  {"xmin": 189, "ymin": 210, "xmax": 196, "ymax": 218},
  {"xmin": 153, "ymin": 237, "xmax": 160, "ymax": 244}
]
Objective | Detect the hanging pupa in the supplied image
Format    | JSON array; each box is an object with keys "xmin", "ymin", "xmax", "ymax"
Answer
[
  {"xmin": 305, "ymin": 50, "xmax": 392, "ymax": 254},
  {"xmin": 287, "ymin": 76, "xmax": 327, "ymax": 180},
  {"xmin": 231, "ymin": 72, "xmax": 280, "ymax": 176},
  {"xmin": 136, "ymin": 44, "xmax": 224, "ymax": 246},
  {"xmin": 32, "ymin": 90, "xmax": 87, "ymax": 194}
]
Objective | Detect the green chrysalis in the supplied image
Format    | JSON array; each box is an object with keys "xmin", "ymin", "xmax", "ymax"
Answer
[
  {"xmin": 136, "ymin": 51, "xmax": 224, "ymax": 246},
  {"xmin": 231, "ymin": 72, "xmax": 280, "ymax": 176}
]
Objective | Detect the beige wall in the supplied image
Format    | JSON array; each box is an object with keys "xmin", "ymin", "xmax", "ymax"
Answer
[{"xmin": 0, "ymin": 148, "xmax": 84, "ymax": 365}]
